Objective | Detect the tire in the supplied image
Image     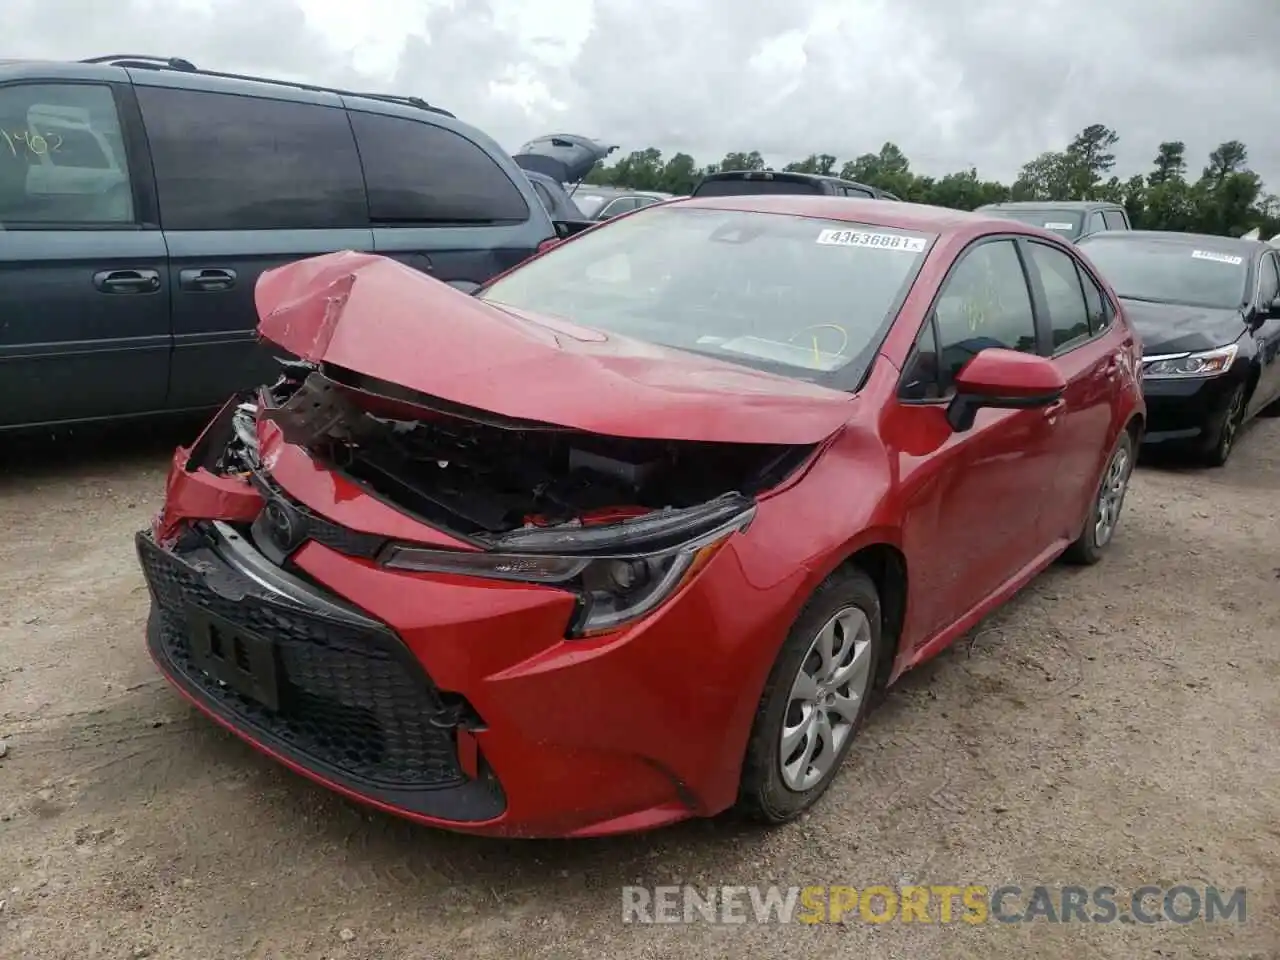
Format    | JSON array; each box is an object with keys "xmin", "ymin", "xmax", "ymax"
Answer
[
  {"xmin": 736, "ymin": 566, "xmax": 885, "ymax": 824},
  {"xmin": 1202, "ymin": 384, "xmax": 1246, "ymax": 467},
  {"xmin": 1063, "ymin": 428, "xmax": 1135, "ymax": 565}
]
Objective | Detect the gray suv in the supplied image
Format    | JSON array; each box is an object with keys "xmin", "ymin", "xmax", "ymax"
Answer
[
  {"xmin": 974, "ymin": 200, "xmax": 1132, "ymax": 242},
  {"xmin": 0, "ymin": 55, "xmax": 561, "ymax": 431}
]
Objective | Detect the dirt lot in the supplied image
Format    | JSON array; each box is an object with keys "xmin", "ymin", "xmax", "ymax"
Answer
[{"xmin": 1, "ymin": 417, "xmax": 1277, "ymax": 960}]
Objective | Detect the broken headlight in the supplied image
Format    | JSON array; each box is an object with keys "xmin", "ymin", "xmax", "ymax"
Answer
[{"xmin": 379, "ymin": 508, "xmax": 754, "ymax": 637}]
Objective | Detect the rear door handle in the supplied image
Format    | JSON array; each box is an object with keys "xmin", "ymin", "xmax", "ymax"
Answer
[
  {"xmin": 179, "ymin": 268, "xmax": 237, "ymax": 292},
  {"xmin": 93, "ymin": 269, "xmax": 161, "ymax": 294}
]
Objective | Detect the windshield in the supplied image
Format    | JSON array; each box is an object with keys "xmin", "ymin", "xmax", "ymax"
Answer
[
  {"xmin": 479, "ymin": 206, "xmax": 932, "ymax": 384},
  {"xmin": 986, "ymin": 209, "xmax": 1082, "ymax": 237},
  {"xmin": 1080, "ymin": 237, "xmax": 1250, "ymax": 310},
  {"xmin": 693, "ymin": 177, "xmax": 826, "ymax": 197}
]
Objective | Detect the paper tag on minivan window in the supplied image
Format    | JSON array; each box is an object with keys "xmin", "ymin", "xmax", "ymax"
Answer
[
  {"xmin": 1191, "ymin": 250, "xmax": 1243, "ymax": 265},
  {"xmin": 1044, "ymin": 221, "xmax": 1075, "ymax": 230},
  {"xmin": 816, "ymin": 229, "xmax": 926, "ymax": 252}
]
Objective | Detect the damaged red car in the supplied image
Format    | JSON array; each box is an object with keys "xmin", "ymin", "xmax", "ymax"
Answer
[{"xmin": 136, "ymin": 195, "xmax": 1145, "ymax": 838}]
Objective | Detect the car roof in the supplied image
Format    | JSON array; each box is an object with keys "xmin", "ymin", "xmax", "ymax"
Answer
[
  {"xmin": 1077, "ymin": 230, "xmax": 1266, "ymax": 255},
  {"xmin": 666, "ymin": 194, "xmax": 1026, "ymax": 235},
  {"xmin": 979, "ymin": 200, "xmax": 1122, "ymax": 211},
  {"xmin": 699, "ymin": 169, "xmax": 885, "ymax": 194},
  {"xmin": 0, "ymin": 56, "xmax": 456, "ymax": 118}
]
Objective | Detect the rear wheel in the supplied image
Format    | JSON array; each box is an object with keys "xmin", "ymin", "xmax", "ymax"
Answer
[
  {"xmin": 1063, "ymin": 429, "xmax": 1134, "ymax": 565},
  {"xmin": 736, "ymin": 567, "xmax": 884, "ymax": 824},
  {"xmin": 1202, "ymin": 384, "xmax": 1245, "ymax": 467}
]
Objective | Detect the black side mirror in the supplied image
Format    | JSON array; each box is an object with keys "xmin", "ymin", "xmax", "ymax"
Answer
[{"xmin": 1253, "ymin": 297, "xmax": 1280, "ymax": 325}]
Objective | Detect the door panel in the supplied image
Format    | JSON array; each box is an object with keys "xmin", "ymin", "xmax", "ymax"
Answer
[
  {"xmin": 1021, "ymin": 240, "xmax": 1123, "ymax": 540},
  {"xmin": 165, "ymin": 229, "xmax": 375, "ymax": 409},
  {"xmin": 895, "ymin": 403, "xmax": 1061, "ymax": 644},
  {"xmin": 0, "ymin": 230, "xmax": 170, "ymax": 427},
  {"xmin": 1248, "ymin": 252, "xmax": 1280, "ymax": 413},
  {"xmin": 0, "ymin": 79, "xmax": 169, "ymax": 428},
  {"xmin": 891, "ymin": 238, "xmax": 1059, "ymax": 644},
  {"xmin": 132, "ymin": 80, "xmax": 374, "ymax": 409}
]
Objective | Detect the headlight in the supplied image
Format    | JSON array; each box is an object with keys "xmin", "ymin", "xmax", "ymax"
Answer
[
  {"xmin": 379, "ymin": 508, "xmax": 754, "ymax": 637},
  {"xmin": 1142, "ymin": 343, "xmax": 1237, "ymax": 378}
]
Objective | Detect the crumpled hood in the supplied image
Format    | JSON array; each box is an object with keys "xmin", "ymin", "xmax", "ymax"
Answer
[
  {"xmin": 253, "ymin": 251, "xmax": 856, "ymax": 445},
  {"xmin": 1121, "ymin": 299, "xmax": 1246, "ymax": 355}
]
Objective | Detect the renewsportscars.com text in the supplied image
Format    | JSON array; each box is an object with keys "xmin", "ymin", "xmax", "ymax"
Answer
[{"xmin": 621, "ymin": 884, "xmax": 1247, "ymax": 925}]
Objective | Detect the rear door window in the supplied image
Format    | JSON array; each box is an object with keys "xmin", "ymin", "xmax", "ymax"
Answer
[
  {"xmin": 0, "ymin": 82, "xmax": 135, "ymax": 225},
  {"xmin": 135, "ymin": 86, "xmax": 366, "ymax": 230},
  {"xmin": 1025, "ymin": 241, "xmax": 1092, "ymax": 352},
  {"xmin": 1085, "ymin": 211, "xmax": 1107, "ymax": 235},
  {"xmin": 1102, "ymin": 210, "xmax": 1128, "ymax": 230},
  {"xmin": 347, "ymin": 111, "xmax": 529, "ymax": 224}
]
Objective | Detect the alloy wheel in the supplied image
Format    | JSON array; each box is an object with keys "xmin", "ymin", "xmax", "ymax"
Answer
[
  {"xmin": 1216, "ymin": 387, "xmax": 1245, "ymax": 461},
  {"xmin": 779, "ymin": 606, "xmax": 873, "ymax": 792},
  {"xmin": 1094, "ymin": 445, "xmax": 1131, "ymax": 547}
]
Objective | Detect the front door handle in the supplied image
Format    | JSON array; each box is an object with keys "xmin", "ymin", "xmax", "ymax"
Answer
[
  {"xmin": 179, "ymin": 268, "xmax": 237, "ymax": 292},
  {"xmin": 1042, "ymin": 399, "xmax": 1066, "ymax": 424},
  {"xmin": 93, "ymin": 269, "xmax": 161, "ymax": 294}
]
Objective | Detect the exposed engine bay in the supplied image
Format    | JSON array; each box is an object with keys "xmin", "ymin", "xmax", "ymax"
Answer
[{"xmin": 212, "ymin": 360, "xmax": 818, "ymax": 544}]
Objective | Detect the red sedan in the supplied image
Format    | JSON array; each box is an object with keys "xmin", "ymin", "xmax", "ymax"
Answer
[{"xmin": 136, "ymin": 195, "xmax": 1144, "ymax": 838}]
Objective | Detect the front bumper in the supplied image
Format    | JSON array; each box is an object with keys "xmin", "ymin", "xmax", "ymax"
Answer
[
  {"xmin": 137, "ymin": 524, "xmax": 506, "ymax": 823},
  {"xmin": 1139, "ymin": 374, "xmax": 1239, "ymax": 445},
  {"xmin": 138, "ymin": 495, "xmax": 810, "ymax": 837}
]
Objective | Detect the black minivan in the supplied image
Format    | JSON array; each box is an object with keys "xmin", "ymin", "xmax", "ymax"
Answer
[{"xmin": 0, "ymin": 56, "xmax": 582, "ymax": 431}]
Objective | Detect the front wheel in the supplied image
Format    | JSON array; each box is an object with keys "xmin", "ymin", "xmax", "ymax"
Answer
[
  {"xmin": 1202, "ymin": 384, "xmax": 1245, "ymax": 467},
  {"xmin": 1063, "ymin": 429, "xmax": 1134, "ymax": 565},
  {"xmin": 736, "ymin": 567, "xmax": 885, "ymax": 824}
]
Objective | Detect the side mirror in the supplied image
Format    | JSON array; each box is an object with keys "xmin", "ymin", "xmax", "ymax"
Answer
[
  {"xmin": 1254, "ymin": 296, "xmax": 1280, "ymax": 324},
  {"xmin": 947, "ymin": 348, "xmax": 1066, "ymax": 432},
  {"xmin": 536, "ymin": 237, "xmax": 562, "ymax": 255}
]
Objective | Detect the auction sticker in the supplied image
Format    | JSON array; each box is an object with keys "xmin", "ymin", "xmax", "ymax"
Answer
[
  {"xmin": 816, "ymin": 229, "xmax": 927, "ymax": 252},
  {"xmin": 1044, "ymin": 221, "xmax": 1075, "ymax": 230},
  {"xmin": 1191, "ymin": 250, "xmax": 1243, "ymax": 265}
]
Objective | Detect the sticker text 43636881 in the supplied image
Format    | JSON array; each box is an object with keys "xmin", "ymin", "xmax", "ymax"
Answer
[{"xmin": 816, "ymin": 229, "xmax": 928, "ymax": 253}]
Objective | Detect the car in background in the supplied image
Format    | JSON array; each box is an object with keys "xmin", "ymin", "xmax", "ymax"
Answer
[
  {"xmin": 586, "ymin": 189, "xmax": 676, "ymax": 220},
  {"xmin": 0, "ymin": 54, "xmax": 565, "ymax": 432},
  {"xmin": 1077, "ymin": 230, "xmax": 1280, "ymax": 465},
  {"xmin": 136, "ymin": 195, "xmax": 1143, "ymax": 838},
  {"xmin": 691, "ymin": 170, "xmax": 899, "ymax": 201},
  {"xmin": 976, "ymin": 200, "xmax": 1130, "ymax": 241},
  {"xmin": 521, "ymin": 169, "xmax": 589, "ymax": 222}
]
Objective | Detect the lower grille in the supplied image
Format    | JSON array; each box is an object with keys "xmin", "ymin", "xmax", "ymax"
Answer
[{"xmin": 137, "ymin": 530, "xmax": 465, "ymax": 790}]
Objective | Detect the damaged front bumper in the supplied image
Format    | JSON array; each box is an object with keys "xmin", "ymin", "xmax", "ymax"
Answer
[{"xmin": 137, "ymin": 369, "xmax": 826, "ymax": 837}]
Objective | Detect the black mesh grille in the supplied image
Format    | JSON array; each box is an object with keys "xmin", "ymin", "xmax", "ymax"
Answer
[
  {"xmin": 137, "ymin": 532, "xmax": 464, "ymax": 789},
  {"xmin": 252, "ymin": 471, "xmax": 388, "ymax": 559}
]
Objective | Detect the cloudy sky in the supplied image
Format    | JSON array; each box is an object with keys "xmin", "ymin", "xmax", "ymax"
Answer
[{"xmin": 11, "ymin": 0, "xmax": 1280, "ymax": 189}]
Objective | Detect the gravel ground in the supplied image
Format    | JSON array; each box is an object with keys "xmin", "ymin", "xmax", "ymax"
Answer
[{"xmin": 1, "ymin": 417, "xmax": 1277, "ymax": 960}]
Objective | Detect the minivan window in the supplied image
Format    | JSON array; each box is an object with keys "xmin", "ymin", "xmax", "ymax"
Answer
[
  {"xmin": 1102, "ymin": 210, "xmax": 1127, "ymax": 230},
  {"xmin": 135, "ymin": 86, "xmax": 366, "ymax": 231},
  {"xmin": 347, "ymin": 111, "xmax": 529, "ymax": 224},
  {"xmin": 692, "ymin": 178, "xmax": 825, "ymax": 197},
  {"xmin": 0, "ymin": 83, "xmax": 134, "ymax": 225}
]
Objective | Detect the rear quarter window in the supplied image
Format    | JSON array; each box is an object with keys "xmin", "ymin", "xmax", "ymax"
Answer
[{"xmin": 348, "ymin": 111, "xmax": 530, "ymax": 224}]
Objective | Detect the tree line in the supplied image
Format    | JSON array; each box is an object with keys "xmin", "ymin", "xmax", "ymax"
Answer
[{"xmin": 582, "ymin": 124, "xmax": 1280, "ymax": 239}]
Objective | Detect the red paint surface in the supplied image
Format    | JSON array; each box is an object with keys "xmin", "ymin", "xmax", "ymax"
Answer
[
  {"xmin": 150, "ymin": 198, "xmax": 1145, "ymax": 837},
  {"xmin": 954, "ymin": 348, "xmax": 1068, "ymax": 397},
  {"xmin": 254, "ymin": 249, "xmax": 856, "ymax": 445}
]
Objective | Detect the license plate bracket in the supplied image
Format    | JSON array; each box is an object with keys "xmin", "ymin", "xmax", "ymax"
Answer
[{"xmin": 186, "ymin": 604, "xmax": 281, "ymax": 712}]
